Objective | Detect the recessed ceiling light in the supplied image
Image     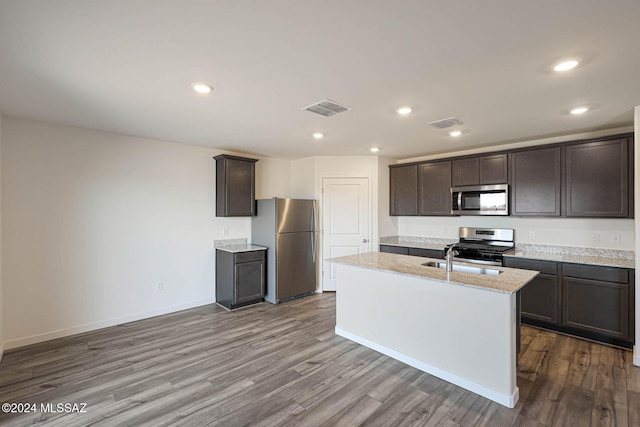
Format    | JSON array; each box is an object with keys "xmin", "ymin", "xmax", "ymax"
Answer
[
  {"xmin": 192, "ymin": 82, "xmax": 213, "ymax": 94},
  {"xmin": 397, "ymin": 107, "xmax": 412, "ymax": 115},
  {"xmin": 312, "ymin": 132, "xmax": 324, "ymax": 139},
  {"xmin": 370, "ymin": 147, "xmax": 380, "ymax": 153},
  {"xmin": 570, "ymin": 106, "xmax": 589, "ymax": 115},
  {"xmin": 553, "ymin": 60, "xmax": 579, "ymax": 72},
  {"xmin": 449, "ymin": 130, "xmax": 462, "ymax": 137}
]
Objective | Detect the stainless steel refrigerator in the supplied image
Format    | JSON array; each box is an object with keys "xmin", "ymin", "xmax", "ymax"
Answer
[{"xmin": 251, "ymin": 198, "xmax": 317, "ymax": 304}]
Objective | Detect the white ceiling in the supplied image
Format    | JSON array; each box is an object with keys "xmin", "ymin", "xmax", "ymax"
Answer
[{"xmin": 0, "ymin": 1, "xmax": 638, "ymax": 160}]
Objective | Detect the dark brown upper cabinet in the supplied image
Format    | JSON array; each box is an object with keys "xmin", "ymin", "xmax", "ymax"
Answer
[
  {"xmin": 418, "ymin": 160, "xmax": 452, "ymax": 215},
  {"xmin": 389, "ymin": 164, "xmax": 418, "ymax": 216},
  {"xmin": 452, "ymin": 154, "xmax": 508, "ymax": 186},
  {"xmin": 510, "ymin": 147, "xmax": 562, "ymax": 216},
  {"xmin": 565, "ymin": 137, "xmax": 630, "ymax": 217},
  {"xmin": 215, "ymin": 154, "xmax": 258, "ymax": 217}
]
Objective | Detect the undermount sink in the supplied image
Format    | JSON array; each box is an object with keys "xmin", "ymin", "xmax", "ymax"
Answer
[{"xmin": 421, "ymin": 261, "xmax": 502, "ymax": 276}]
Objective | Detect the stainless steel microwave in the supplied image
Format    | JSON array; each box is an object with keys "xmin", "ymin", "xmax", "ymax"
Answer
[{"xmin": 451, "ymin": 184, "xmax": 509, "ymax": 216}]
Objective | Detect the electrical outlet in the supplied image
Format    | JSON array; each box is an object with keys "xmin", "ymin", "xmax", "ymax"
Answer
[
  {"xmin": 591, "ymin": 233, "xmax": 600, "ymax": 244},
  {"xmin": 222, "ymin": 228, "xmax": 229, "ymax": 236},
  {"xmin": 528, "ymin": 230, "xmax": 535, "ymax": 240},
  {"xmin": 155, "ymin": 281, "xmax": 164, "ymax": 291},
  {"xmin": 612, "ymin": 233, "xmax": 621, "ymax": 245}
]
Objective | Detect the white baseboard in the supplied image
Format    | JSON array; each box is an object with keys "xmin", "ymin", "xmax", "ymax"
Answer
[
  {"xmin": 634, "ymin": 345, "xmax": 640, "ymax": 367},
  {"xmin": 335, "ymin": 327, "xmax": 519, "ymax": 409},
  {"xmin": 4, "ymin": 298, "xmax": 213, "ymax": 350}
]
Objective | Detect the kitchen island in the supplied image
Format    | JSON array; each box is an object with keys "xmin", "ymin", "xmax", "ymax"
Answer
[{"xmin": 330, "ymin": 252, "xmax": 538, "ymax": 408}]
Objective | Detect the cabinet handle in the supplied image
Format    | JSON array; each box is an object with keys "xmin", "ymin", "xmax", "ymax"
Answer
[{"xmin": 311, "ymin": 232, "xmax": 316, "ymax": 262}]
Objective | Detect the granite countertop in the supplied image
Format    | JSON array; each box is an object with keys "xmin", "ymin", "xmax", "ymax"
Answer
[
  {"xmin": 505, "ymin": 248, "xmax": 635, "ymax": 269},
  {"xmin": 330, "ymin": 252, "xmax": 539, "ymax": 294},
  {"xmin": 379, "ymin": 236, "xmax": 456, "ymax": 251},
  {"xmin": 380, "ymin": 236, "xmax": 635, "ymax": 270},
  {"xmin": 215, "ymin": 244, "xmax": 268, "ymax": 253}
]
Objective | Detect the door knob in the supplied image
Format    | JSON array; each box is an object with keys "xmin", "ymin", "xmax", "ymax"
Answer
[{"xmin": 362, "ymin": 239, "xmax": 369, "ymax": 243}]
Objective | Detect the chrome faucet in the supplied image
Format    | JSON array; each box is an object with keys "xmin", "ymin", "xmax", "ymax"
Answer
[{"xmin": 445, "ymin": 244, "xmax": 459, "ymax": 274}]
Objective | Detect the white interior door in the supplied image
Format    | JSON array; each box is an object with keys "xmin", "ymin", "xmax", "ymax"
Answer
[{"xmin": 321, "ymin": 177, "xmax": 370, "ymax": 291}]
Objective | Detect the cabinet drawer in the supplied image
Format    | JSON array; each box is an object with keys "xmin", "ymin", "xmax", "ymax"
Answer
[
  {"xmin": 408, "ymin": 247, "xmax": 445, "ymax": 259},
  {"xmin": 561, "ymin": 263, "xmax": 629, "ymax": 284},
  {"xmin": 235, "ymin": 250, "xmax": 265, "ymax": 264},
  {"xmin": 503, "ymin": 257, "xmax": 558, "ymax": 275},
  {"xmin": 379, "ymin": 245, "xmax": 409, "ymax": 255},
  {"xmin": 562, "ymin": 276, "xmax": 629, "ymax": 339}
]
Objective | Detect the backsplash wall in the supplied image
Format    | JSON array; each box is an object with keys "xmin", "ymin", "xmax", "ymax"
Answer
[{"xmin": 397, "ymin": 216, "xmax": 634, "ymax": 251}]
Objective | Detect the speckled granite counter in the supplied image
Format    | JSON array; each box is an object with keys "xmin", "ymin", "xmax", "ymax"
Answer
[
  {"xmin": 506, "ymin": 244, "xmax": 635, "ymax": 269},
  {"xmin": 330, "ymin": 252, "xmax": 538, "ymax": 294},
  {"xmin": 379, "ymin": 236, "xmax": 456, "ymax": 251},
  {"xmin": 214, "ymin": 238, "xmax": 267, "ymax": 253},
  {"xmin": 380, "ymin": 236, "xmax": 635, "ymax": 269},
  {"xmin": 215, "ymin": 244, "xmax": 267, "ymax": 253}
]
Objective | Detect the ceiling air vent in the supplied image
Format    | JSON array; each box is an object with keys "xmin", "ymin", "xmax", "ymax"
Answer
[
  {"xmin": 303, "ymin": 99, "xmax": 351, "ymax": 117},
  {"xmin": 428, "ymin": 117, "xmax": 462, "ymax": 129}
]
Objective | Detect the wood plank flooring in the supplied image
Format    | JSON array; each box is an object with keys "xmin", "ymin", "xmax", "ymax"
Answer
[{"xmin": 0, "ymin": 293, "xmax": 638, "ymax": 426}]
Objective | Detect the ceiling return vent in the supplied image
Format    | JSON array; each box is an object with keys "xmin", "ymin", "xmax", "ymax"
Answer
[
  {"xmin": 303, "ymin": 99, "xmax": 351, "ymax": 117},
  {"xmin": 428, "ymin": 117, "xmax": 463, "ymax": 129}
]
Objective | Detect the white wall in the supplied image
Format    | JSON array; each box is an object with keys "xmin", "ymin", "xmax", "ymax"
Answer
[
  {"xmin": 1, "ymin": 117, "xmax": 253, "ymax": 349},
  {"xmin": 378, "ymin": 157, "xmax": 397, "ymax": 237},
  {"xmin": 401, "ymin": 126, "xmax": 634, "ymax": 164},
  {"xmin": 635, "ymin": 105, "xmax": 639, "ymax": 367},
  {"xmin": 398, "ymin": 216, "xmax": 634, "ymax": 250},
  {"xmin": 255, "ymin": 158, "xmax": 291, "ymax": 199},
  {"xmin": 290, "ymin": 157, "xmax": 315, "ymax": 199},
  {"xmin": 0, "ymin": 114, "xmax": 4, "ymax": 360}
]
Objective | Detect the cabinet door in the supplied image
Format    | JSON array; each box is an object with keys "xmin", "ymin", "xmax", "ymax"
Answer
[
  {"xmin": 452, "ymin": 157, "xmax": 479, "ymax": 186},
  {"xmin": 418, "ymin": 161, "xmax": 452, "ymax": 215},
  {"xmin": 562, "ymin": 277, "xmax": 629, "ymax": 340},
  {"xmin": 234, "ymin": 260, "xmax": 265, "ymax": 305},
  {"xmin": 565, "ymin": 138, "xmax": 629, "ymax": 217},
  {"xmin": 479, "ymin": 154, "xmax": 508, "ymax": 184},
  {"xmin": 521, "ymin": 274, "xmax": 560, "ymax": 323},
  {"xmin": 226, "ymin": 158, "xmax": 256, "ymax": 216},
  {"xmin": 510, "ymin": 147, "xmax": 561, "ymax": 216},
  {"xmin": 389, "ymin": 165, "xmax": 418, "ymax": 216},
  {"xmin": 215, "ymin": 155, "xmax": 257, "ymax": 217},
  {"xmin": 503, "ymin": 257, "xmax": 559, "ymax": 324}
]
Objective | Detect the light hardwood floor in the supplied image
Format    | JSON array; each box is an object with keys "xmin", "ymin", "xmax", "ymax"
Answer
[{"xmin": 0, "ymin": 294, "xmax": 638, "ymax": 426}]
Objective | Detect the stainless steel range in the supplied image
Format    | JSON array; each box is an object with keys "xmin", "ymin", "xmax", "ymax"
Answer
[{"xmin": 449, "ymin": 227, "xmax": 514, "ymax": 266}]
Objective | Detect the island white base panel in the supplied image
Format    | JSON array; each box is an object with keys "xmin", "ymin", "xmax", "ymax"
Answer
[
  {"xmin": 335, "ymin": 327, "xmax": 519, "ymax": 408},
  {"xmin": 335, "ymin": 264, "xmax": 519, "ymax": 408}
]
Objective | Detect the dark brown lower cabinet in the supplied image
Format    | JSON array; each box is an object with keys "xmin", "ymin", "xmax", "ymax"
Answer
[
  {"xmin": 216, "ymin": 249, "xmax": 266, "ymax": 310},
  {"xmin": 379, "ymin": 245, "xmax": 409, "ymax": 255},
  {"xmin": 379, "ymin": 245, "xmax": 444, "ymax": 259},
  {"xmin": 562, "ymin": 276, "xmax": 628, "ymax": 339},
  {"xmin": 503, "ymin": 258, "xmax": 560, "ymax": 323},
  {"xmin": 503, "ymin": 256, "xmax": 634, "ymax": 349},
  {"xmin": 561, "ymin": 262, "xmax": 633, "ymax": 341},
  {"xmin": 408, "ymin": 247, "xmax": 445, "ymax": 259}
]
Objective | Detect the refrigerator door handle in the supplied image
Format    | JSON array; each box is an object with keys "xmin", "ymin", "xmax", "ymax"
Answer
[
  {"xmin": 311, "ymin": 232, "xmax": 316, "ymax": 262},
  {"xmin": 312, "ymin": 201, "xmax": 317, "ymax": 232}
]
